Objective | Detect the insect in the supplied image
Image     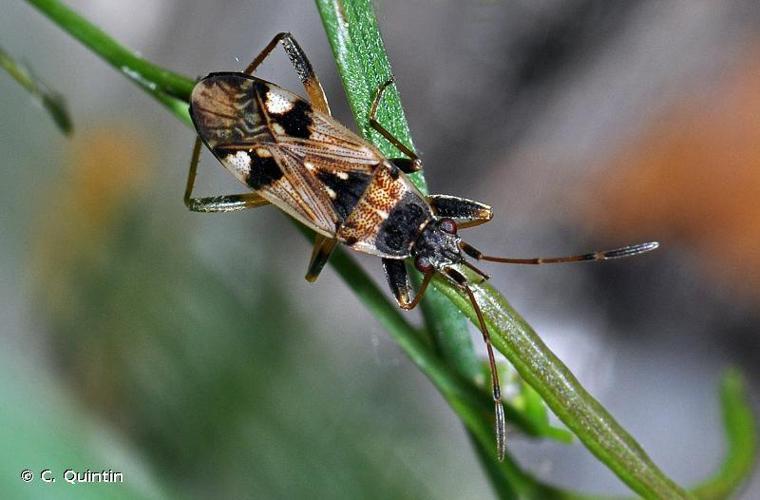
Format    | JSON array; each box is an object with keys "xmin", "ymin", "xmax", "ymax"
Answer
[{"xmin": 185, "ymin": 33, "xmax": 659, "ymax": 460}]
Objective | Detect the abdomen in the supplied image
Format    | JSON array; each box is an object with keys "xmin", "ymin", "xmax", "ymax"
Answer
[{"xmin": 338, "ymin": 164, "xmax": 432, "ymax": 258}]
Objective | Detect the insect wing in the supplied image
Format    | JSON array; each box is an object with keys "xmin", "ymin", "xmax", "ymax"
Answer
[
  {"xmin": 190, "ymin": 73, "xmax": 384, "ymax": 235},
  {"xmin": 260, "ymin": 83, "xmax": 382, "ymax": 222}
]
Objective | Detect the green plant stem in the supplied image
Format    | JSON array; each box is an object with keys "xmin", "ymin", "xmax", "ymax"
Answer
[
  {"xmin": 432, "ymin": 271, "xmax": 691, "ymax": 498},
  {"xmin": 693, "ymin": 370, "xmax": 757, "ymax": 500},
  {"xmin": 419, "ymin": 273, "xmax": 580, "ymax": 499},
  {"xmin": 23, "ymin": 0, "xmax": 756, "ymax": 498},
  {"xmin": 315, "ymin": 0, "xmax": 425, "ymax": 192},
  {"xmin": 25, "ymin": 0, "xmax": 193, "ymax": 125},
  {"xmin": 312, "ymin": 232, "xmax": 586, "ymax": 499},
  {"xmin": 0, "ymin": 44, "xmax": 72, "ymax": 134},
  {"xmin": 418, "ymin": 271, "xmax": 482, "ymax": 381}
]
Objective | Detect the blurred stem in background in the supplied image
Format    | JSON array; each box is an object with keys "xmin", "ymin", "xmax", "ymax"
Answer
[
  {"xmin": 0, "ymin": 43, "xmax": 72, "ymax": 135},
  {"xmin": 18, "ymin": 0, "xmax": 757, "ymax": 498}
]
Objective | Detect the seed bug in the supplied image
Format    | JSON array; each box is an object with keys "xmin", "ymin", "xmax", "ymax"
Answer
[{"xmin": 185, "ymin": 32, "xmax": 659, "ymax": 460}]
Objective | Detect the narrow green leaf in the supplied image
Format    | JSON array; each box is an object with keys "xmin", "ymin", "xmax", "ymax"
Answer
[
  {"xmin": 693, "ymin": 369, "xmax": 757, "ymax": 499},
  {"xmin": 514, "ymin": 377, "xmax": 574, "ymax": 444},
  {"xmin": 25, "ymin": 0, "xmax": 193, "ymax": 126},
  {"xmin": 315, "ymin": 0, "xmax": 426, "ymax": 193},
  {"xmin": 0, "ymin": 44, "xmax": 72, "ymax": 135},
  {"xmin": 434, "ymin": 272, "xmax": 691, "ymax": 498}
]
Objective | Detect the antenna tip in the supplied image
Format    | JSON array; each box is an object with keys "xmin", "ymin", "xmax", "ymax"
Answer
[
  {"xmin": 495, "ymin": 401, "xmax": 506, "ymax": 461},
  {"xmin": 604, "ymin": 241, "xmax": 661, "ymax": 259}
]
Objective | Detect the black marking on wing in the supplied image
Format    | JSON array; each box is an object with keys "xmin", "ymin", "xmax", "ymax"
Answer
[
  {"xmin": 215, "ymin": 147, "xmax": 283, "ymax": 189},
  {"xmin": 376, "ymin": 193, "xmax": 431, "ymax": 255},
  {"xmin": 252, "ymin": 80, "xmax": 313, "ymax": 140},
  {"xmin": 315, "ymin": 170, "xmax": 372, "ymax": 220},
  {"xmin": 253, "ymin": 81, "xmax": 270, "ymax": 98},
  {"xmin": 272, "ymin": 100, "xmax": 313, "ymax": 139},
  {"xmin": 247, "ymin": 153, "xmax": 283, "ymax": 189}
]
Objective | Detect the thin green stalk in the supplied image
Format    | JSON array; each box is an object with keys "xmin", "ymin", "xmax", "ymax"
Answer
[
  {"xmin": 432, "ymin": 270, "xmax": 691, "ymax": 498},
  {"xmin": 421, "ymin": 274, "xmax": 580, "ymax": 499},
  {"xmin": 25, "ymin": 0, "xmax": 193, "ymax": 125},
  {"xmin": 301, "ymin": 228, "xmax": 587, "ymax": 500},
  {"xmin": 0, "ymin": 44, "xmax": 72, "ymax": 134},
  {"xmin": 315, "ymin": 0, "xmax": 425, "ymax": 192},
  {"xmin": 22, "ymin": 0, "xmax": 756, "ymax": 498},
  {"xmin": 418, "ymin": 272, "xmax": 482, "ymax": 381},
  {"xmin": 315, "ymin": 0, "xmax": 687, "ymax": 497},
  {"xmin": 693, "ymin": 370, "xmax": 757, "ymax": 500}
]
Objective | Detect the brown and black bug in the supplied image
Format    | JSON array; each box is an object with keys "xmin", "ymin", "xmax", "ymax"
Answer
[{"xmin": 185, "ymin": 32, "xmax": 659, "ymax": 460}]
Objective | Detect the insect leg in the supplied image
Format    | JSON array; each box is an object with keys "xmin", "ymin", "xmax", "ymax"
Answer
[
  {"xmin": 305, "ymin": 235, "xmax": 338, "ymax": 282},
  {"xmin": 382, "ymin": 259, "xmax": 432, "ymax": 310},
  {"xmin": 383, "ymin": 259, "xmax": 412, "ymax": 306},
  {"xmin": 184, "ymin": 136, "xmax": 269, "ymax": 213},
  {"xmin": 369, "ymin": 79, "xmax": 422, "ymax": 171},
  {"xmin": 389, "ymin": 158, "xmax": 421, "ymax": 174},
  {"xmin": 428, "ymin": 195, "xmax": 493, "ymax": 228},
  {"xmin": 244, "ymin": 32, "xmax": 331, "ymax": 115}
]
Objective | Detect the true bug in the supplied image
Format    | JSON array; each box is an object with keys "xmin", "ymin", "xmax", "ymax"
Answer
[{"xmin": 186, "ymin": 33, "xmax": 659, "ymax": 460}]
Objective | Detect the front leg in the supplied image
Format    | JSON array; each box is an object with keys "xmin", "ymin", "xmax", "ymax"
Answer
[
  {"xmin": 382, "ymin": 259, "xmax": 433, "ymax": 310},
  {"xmin": 428, "ymin": 195, "xmax": 493, "ymax": 228}
]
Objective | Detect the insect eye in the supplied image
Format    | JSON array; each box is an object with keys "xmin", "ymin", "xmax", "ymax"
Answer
[
  {"xmin": 414, "ymin": 255, "xmax": 434, "ymax": 273},
  {"xmin": 439, "ymin": 218, "xmax": 457, "ymax": 234}
]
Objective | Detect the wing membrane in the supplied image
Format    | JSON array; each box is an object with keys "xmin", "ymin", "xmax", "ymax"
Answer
[{"xmin": 191, "ymin": 73, "xmax": 383, "ymax": 236}]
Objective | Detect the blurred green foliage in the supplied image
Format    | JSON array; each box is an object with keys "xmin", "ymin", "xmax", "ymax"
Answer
[
  {"xmin": 17, "ymin": 139, "xmax": 458, "ymax": 498},
  {"xmin": 0, "ymin": 44, "xmax": 72, "ymax": 135}
]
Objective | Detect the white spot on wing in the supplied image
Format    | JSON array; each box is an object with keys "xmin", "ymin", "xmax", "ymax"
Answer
[
  {"xmin": 265, "ymin": 90, "xmax": 295, "ymax": 114},
  {"xmin": 272, "ymin": 123, "xmax": 286, "ymax": 135},
  {"xmin": 304, "ymin": 161, "xmax": 316, "ymax": 172},
  {"xmin": 335, "ymin": 171, "xmax": 349, "ymax": 180},
  {"xmin": 223, "ymin": 151, "xmax": 251, "ymax": 180},
  {"xmin": 325, "ymin": 186, "xmax": 337, "ymax": 199}
]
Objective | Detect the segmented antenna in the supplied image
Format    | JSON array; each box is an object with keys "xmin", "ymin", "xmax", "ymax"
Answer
[{"xmin": 461, "ymin": 241, "xmax": 659, "ymax": 265}]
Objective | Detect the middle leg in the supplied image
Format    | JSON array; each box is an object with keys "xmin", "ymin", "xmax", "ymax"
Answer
[
  {"xmin": 382, "ymin": 258, "xmax": 433, "ymax": 310},
  {"xmin": 369, "ymin": 79, "xmax": 422, "ymax": 172},
  {"xmin": 184, "ymin": 137, "xmax": 270, "ymax": 213}
]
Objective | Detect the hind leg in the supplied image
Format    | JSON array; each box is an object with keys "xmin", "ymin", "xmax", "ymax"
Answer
[{"xmin": 243, "ymin": 32, "xmax": 331, "ymax": 115}]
